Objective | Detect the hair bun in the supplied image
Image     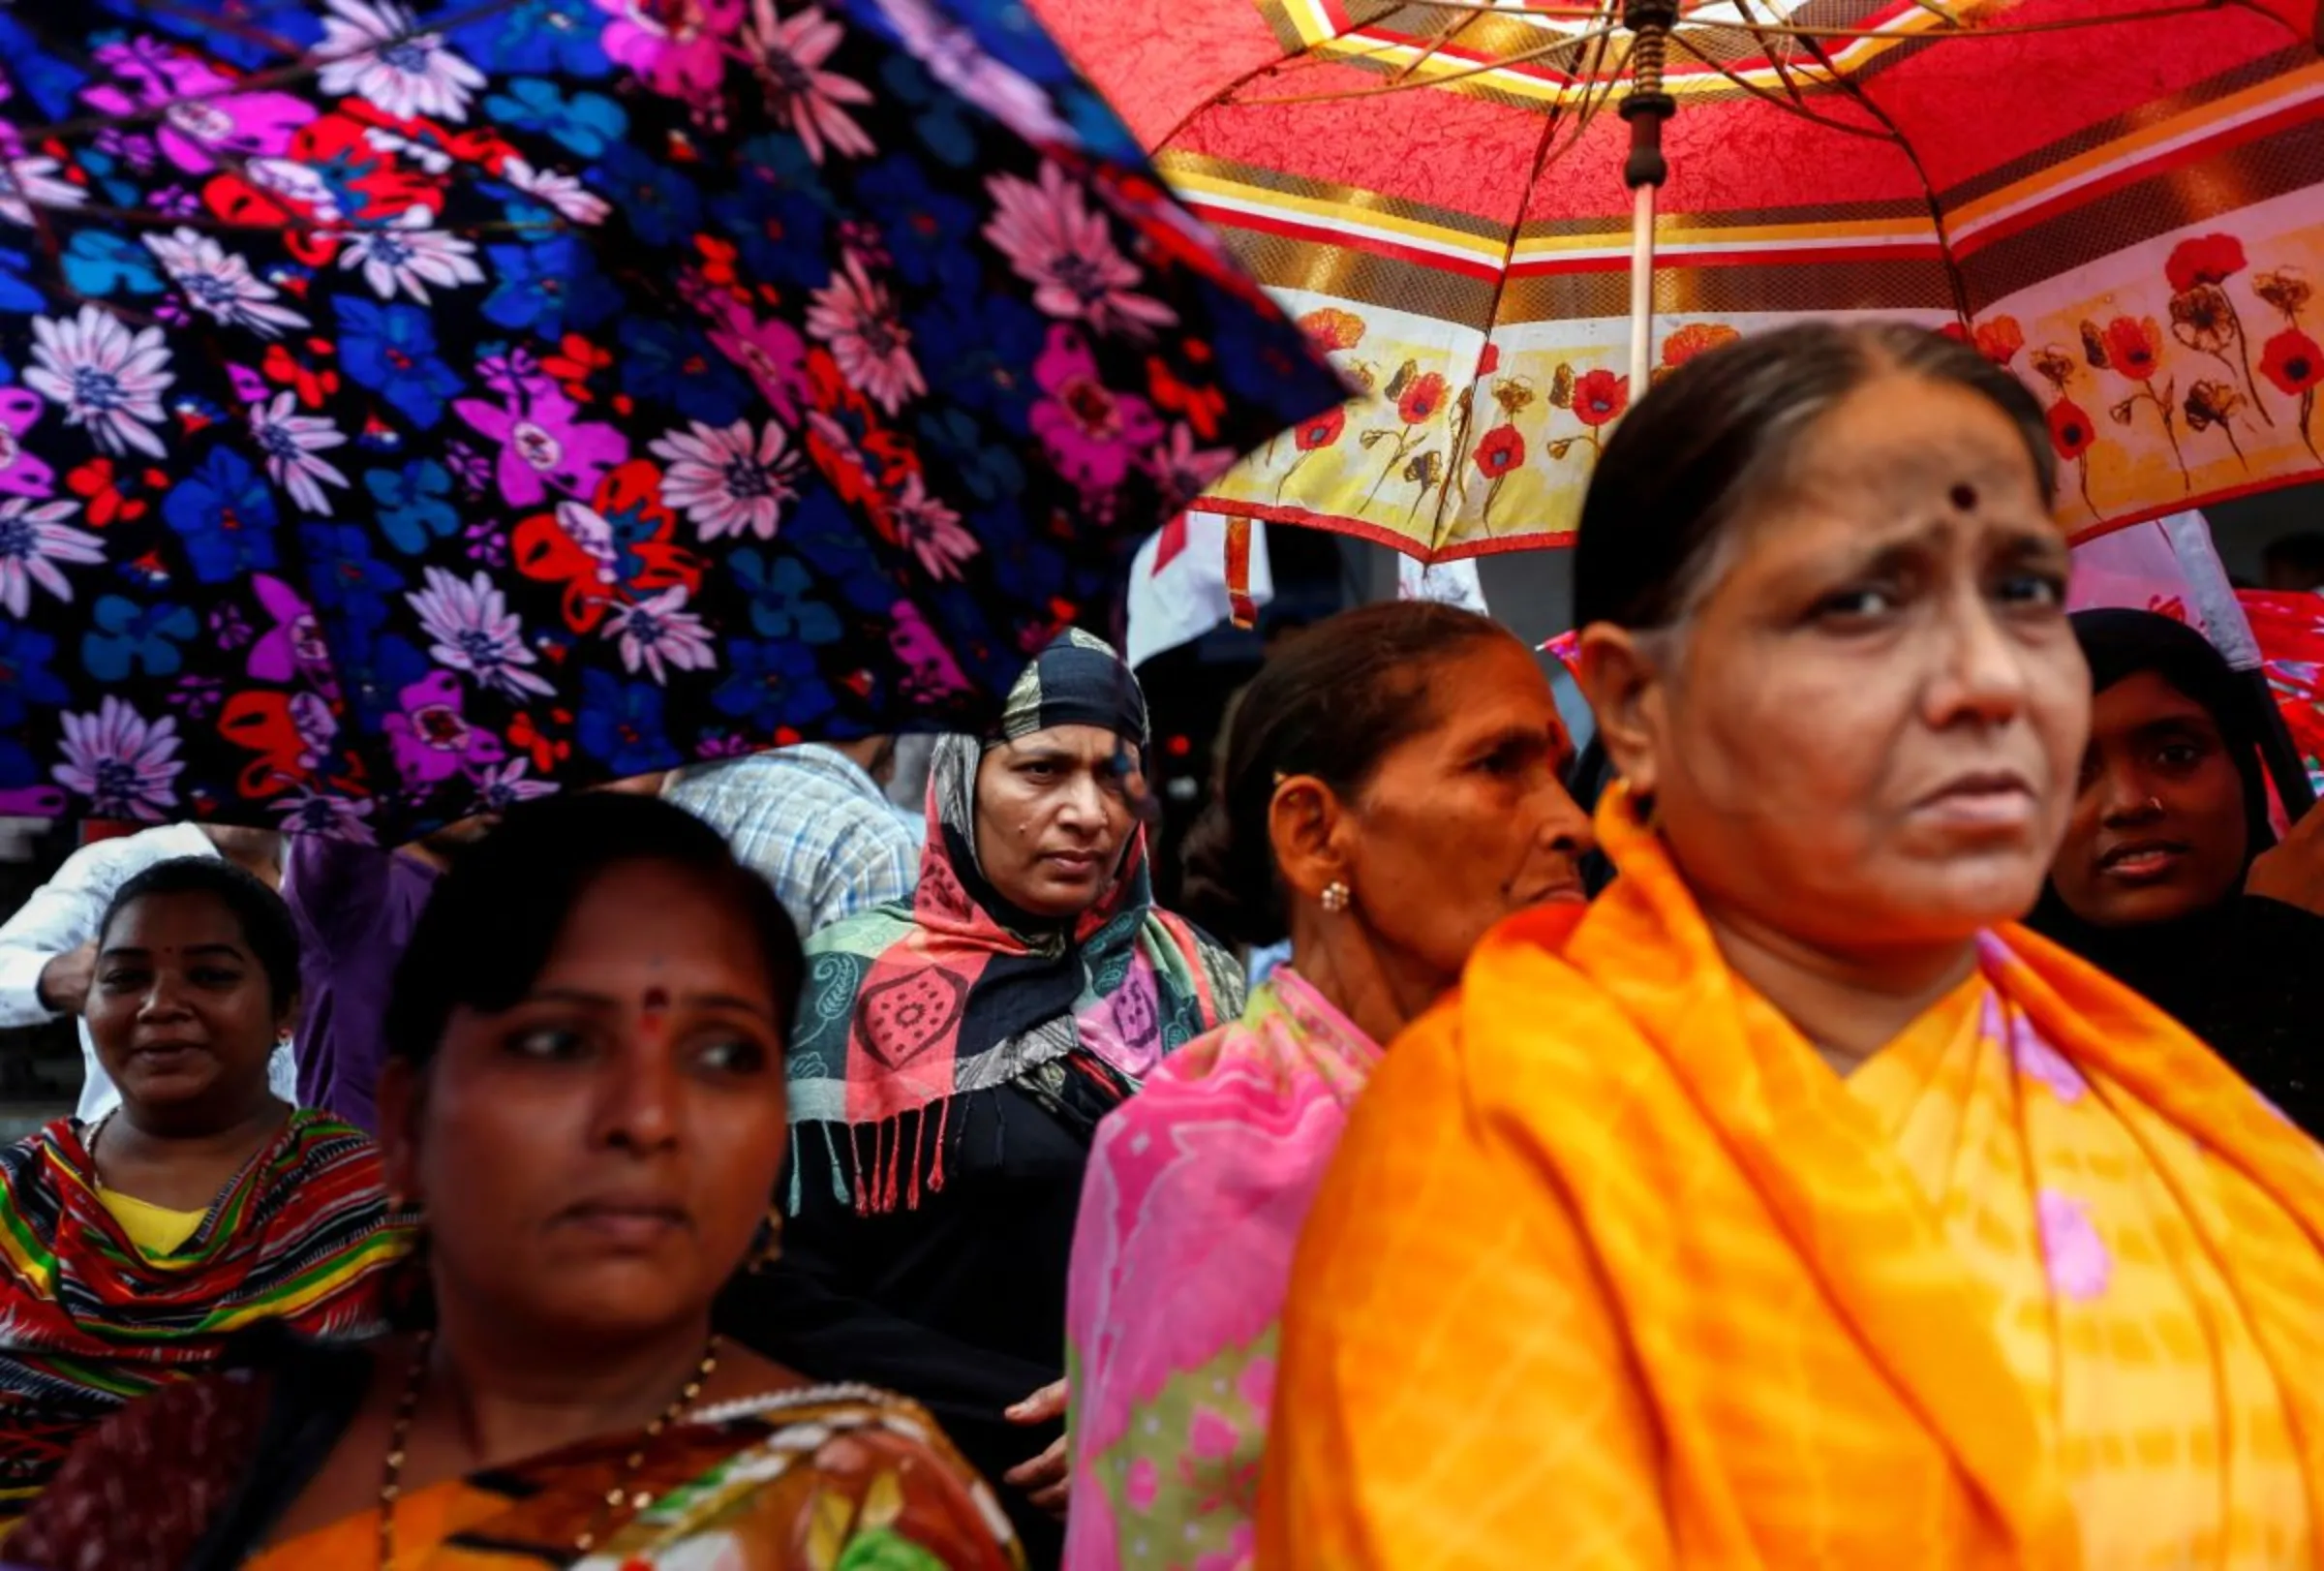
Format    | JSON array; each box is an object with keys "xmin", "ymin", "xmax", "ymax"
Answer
[{"xmin": 1177, "ymin": 794, "xmax": 1283, "ymax": 950}]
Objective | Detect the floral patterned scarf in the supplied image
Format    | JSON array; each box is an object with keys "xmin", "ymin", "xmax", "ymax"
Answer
[
  {"xmin": 1064, "ymin": 970, "xmax": 1382, "ymax": 1571},
  {"xmin": 788, "ymin": 635, "xmax": 1239, "ymax": 1215}
]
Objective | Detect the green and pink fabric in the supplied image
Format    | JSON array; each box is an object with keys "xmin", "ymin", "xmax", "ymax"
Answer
[{"xmin": 1062, "ymin": 970, "xmax": 1382, "ymax": 1571}]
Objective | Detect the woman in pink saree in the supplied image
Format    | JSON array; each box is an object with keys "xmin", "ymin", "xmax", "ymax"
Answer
[{"xmin": 1060, "ymin": 602, "xmax": 1597, "ymax": 1569}]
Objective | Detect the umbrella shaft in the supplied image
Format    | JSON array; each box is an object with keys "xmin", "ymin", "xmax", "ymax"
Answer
[{"xmin": 1629, "ymin": 183, "xmax": 1657, "ymax": 394}]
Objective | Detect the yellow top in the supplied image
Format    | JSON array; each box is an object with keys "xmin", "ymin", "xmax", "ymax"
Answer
[{"xmin": 98, "ymin": 1188, "xmax": 206, "ymax": 1261}]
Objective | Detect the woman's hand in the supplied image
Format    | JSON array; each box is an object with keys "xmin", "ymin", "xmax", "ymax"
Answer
[
  {"xmin": 2248, "ymin": 804, "xmax": 2324, "ymax": 915},
  {"xmin": 1001, "ymin": 1378, "xmax": 1070, "ymax": 1518}
]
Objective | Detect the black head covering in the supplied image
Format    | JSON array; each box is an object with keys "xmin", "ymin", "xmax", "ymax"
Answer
[
  {"xmin": 989, "ymin": 628, "xmax": 1148, "ymax": 747},
  {"xmin": 2026, "ymin": 608, "xmax": 2276, "ymax": 1020}
]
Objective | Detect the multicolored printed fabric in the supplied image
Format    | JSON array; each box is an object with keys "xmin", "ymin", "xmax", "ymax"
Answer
[
  {"xmin": 1259, "ymin": 784, "xmax": 2324, "ymax": 1567},
  {"xmin": 246, "ymin": 1388, "xmax": 1021, "ymax": 1571},
  {"xmin": 788, "ymin": 641, "xmax": 1239, "ymax": 1213},
  {"xmin": 0, "ymin": 1110, "xmax": 410, "ymax": 1528},
  {"xmin": 0, "ymin": 0, "xmax": 1344, "ymax": 844},
  {"xmin": 1063, "ymin": 969, "xmax": 1382, "ymax": 1571},
  {"xmin": 13, "ymin": 1374, "xmax": 1023, "ymax": 1570},
  {"xmin": 1031, "ymin": 0, "xmax": 2322, "ymax": 562},
  {"xmin": 2241, "ymin": 589, "xmax": 2324, "ymax": 799}
]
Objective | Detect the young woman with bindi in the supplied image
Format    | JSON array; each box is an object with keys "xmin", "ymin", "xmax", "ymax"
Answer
[
  {"xmin": 2030, "ymin": 606, "xmax": 2324, "ymax": 1134},
  {"xmin": 10, "ymin": 796, "xmax": 1020, "ymax": 1571},
  {"xmin": 0, "ymin": 857, "xmax": 405, "ymax": 1541}
]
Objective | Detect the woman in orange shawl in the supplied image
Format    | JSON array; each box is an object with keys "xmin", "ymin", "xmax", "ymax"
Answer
[{"xmin": 1258, "ymin": 322, "xmax": 2324, "ymax": 1568}]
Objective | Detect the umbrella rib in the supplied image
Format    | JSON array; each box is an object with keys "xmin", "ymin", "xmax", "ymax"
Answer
[
  {"xmin": 1429, "ymin": 18, "xmax": 1627, "ymax": 555},
  {"xmin": 1896, "ymin": 0, "xmax": 1970, "ymax": 25},
  {"xmin": 1300, "ymin": 28, "xmax": 1455, "ymax": 77},
  {"xmin": 1220, "ymin": 0, "xmax": 2227, "ymax": 113},
  {"xmin": 1378, "ymin": 0, "xmax": 1631, "ymax": 15},
  {"xmin": 30, "ymin": 203, "xmax": 563, "ymax": 240},
  {"xmin": 8, "ymin": 0, "xmax": 315, "ymax": 82},
  {"xmin": 1390, "ymin": 0, "xmax": 2221, "ymax": 28},
  {"xmin": 1766, "ymin": 16, "xmax": 1974, "ymax": 324},
  {"xmin": 1667, "ymin": 31, "xmax": 1887, "ymax": 139},
  {"xmin": 1390, "ymin": 10, "xmax": 1486, "ymax": 85},
  {"xmin": 1228, "ymin": 21, "xmax": 1621, "ymax": 105},
  {"xmin": 1695, "ymin": 0, "xmax": 2227, "ymax": 40},
  {"xmin": 1149, "ymin": 1, "xmax": 1420, "ymax": 147},
  {"xmin": 1723, "ymin": 0, "xmax": 1827, "ymax": 111},
  {"xmin": 113, "ymin": 0, "xmax": 319, "ymax": 60}
]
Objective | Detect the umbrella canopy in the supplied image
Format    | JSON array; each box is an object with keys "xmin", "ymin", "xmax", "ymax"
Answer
[
  {"xmin": 2239, "ymin": 589, "xmax": 2324, "ymax": 800},
  {"xmin": 0, "ymin": 0, "xmax": 1342, "ymax": 841},
  {"xmin": 1032, "ymin": 0, "xmax": 2324, "ymax": 563}
]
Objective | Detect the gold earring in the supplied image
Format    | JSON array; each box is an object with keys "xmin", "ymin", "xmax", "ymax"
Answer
[
  {"xmin": 1320, "ymin": 881, "xmax": 1350, "ymax": 913},
  {"xmin": 750, "ymin": 1212, "xmax": 784, "ymax": 1272}
]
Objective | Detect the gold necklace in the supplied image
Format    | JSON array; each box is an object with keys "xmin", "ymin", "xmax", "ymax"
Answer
[{"xmin": 375, "ymin": 1328, "xmax": 721, "ymax": 1569}]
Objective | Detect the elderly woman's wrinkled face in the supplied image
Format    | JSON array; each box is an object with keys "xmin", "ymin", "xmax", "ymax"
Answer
[
  {"xmin": 2049, "ymin": 670, "xmax": 2252, "ymax": 927},
  {"xmin": 1608, "ymin": 373, "xmax": 2089, "ymax": 953},
  {"xmin": 1327, "ymin": 636, "xmax": 1593, "ymax": 988},
  {"xmin": 974, "ymin": 724, "xmax": 1139, "ymax": 921}
]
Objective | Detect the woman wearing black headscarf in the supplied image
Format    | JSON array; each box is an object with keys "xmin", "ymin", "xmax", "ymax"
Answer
[
  {"xmin": 722, "ymin": 631, "xmax": 1241, "ymax": 1569},
  {"xmin": 2030, "ymin": 607, "xmax": 2324, "ymax": 1133}
]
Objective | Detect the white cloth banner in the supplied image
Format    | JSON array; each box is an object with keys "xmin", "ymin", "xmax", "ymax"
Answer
[
  {"xmin": 1123, "ymin": 512, "xmax": 1273, "ymax": 670},
  {"xmin": 1395, "ymin": 554, "xmax": 1489, "ymax": 615},
  {"xmin": 2068, "ymin": 510, "xmax": 2259, "ymax": 669}
]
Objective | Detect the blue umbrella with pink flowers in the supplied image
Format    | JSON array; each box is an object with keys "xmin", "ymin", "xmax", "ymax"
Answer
[{"xmin": 0, "ymin": 0, "xmax": 1340, "ymax": 843}]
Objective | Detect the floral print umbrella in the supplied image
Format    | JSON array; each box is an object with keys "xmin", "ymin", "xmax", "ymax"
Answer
[
  {"xmin": 1029, "ymin": 0, "xmax": 2321, "ymax": 565},
  {"xmin": 0, "ymin": 0, "xmax": 1341, "ymax": 841}
]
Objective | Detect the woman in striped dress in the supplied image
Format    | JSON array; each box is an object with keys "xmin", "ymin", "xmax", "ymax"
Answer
[{"xmin": 0, "ymin": 855, "xmax": 411, "ymax": 1533}]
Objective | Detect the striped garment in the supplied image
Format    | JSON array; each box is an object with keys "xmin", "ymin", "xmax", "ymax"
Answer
[{"xmin": 0, "ymin": 1110, "xmax": 412, "ymax": 1527}]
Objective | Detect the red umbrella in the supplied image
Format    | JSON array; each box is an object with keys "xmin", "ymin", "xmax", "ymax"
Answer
[
  {"xmin": 1035, "ymin": 0, "xmax": 2324, "ymax": 563},
  {"xmin": 2240, "ymin": 589, "xmax": 2324, "ymax": 801}
]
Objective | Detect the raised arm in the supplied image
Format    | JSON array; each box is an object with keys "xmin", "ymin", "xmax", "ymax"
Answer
[{"xmin": 0, "ymin": 843, "xmax": 120, "ymax": 1030}]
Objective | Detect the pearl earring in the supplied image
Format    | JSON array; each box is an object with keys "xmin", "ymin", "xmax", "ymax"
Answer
[{"xmin": 1320, "ymin": 881, "xmax": 1350, "ymax": 913}]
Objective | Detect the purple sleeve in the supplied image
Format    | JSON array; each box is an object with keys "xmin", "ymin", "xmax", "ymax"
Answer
[
  {"xmin": 283, "ymin": 839, "xmax": 438, "ymax": 1130},
  {"xmin": 280, "ymin": 835, "xmax": 400, "ymax": 954}
]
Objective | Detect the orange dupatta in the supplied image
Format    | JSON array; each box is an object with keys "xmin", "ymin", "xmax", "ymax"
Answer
[{"xmin": 1257, "ymin": 786, "xmax": 2324, "ymax": 1569}]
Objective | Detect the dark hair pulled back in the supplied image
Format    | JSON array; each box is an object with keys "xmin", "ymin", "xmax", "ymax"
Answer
[
  {"xmin": 1573, "ymin": 321, "xmax": 2056, "ymax": 631},
  {"xmin": 99, "ymin": 855, "xmax": 302, "ymax": 1016},
  {"xmin": 1179, "ymin": 601, "xmax": 1508, "ymax": 947},
  {"xmin": 383, "ymin": 791, "xmax": 804, "ymax": 1070}
]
